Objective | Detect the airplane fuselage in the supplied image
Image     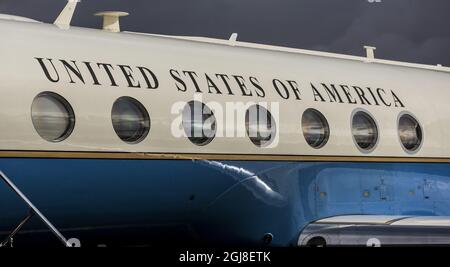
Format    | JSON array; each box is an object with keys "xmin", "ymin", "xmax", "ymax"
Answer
[{"xmin": 0, "ymin": 18, "xmax": 450, "ymax": 247}]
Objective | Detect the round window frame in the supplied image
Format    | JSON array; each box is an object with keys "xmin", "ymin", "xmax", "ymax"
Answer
[
  {"xmin": 182, "ymin": 101, "xmax": 217, "ymax": 147},
  {"xmin": 111, "ymin": 96, "xmax": 151, "ymax": 145},
  {"xmin": 31, "ymin": 91, "xmax": 76, "ymax": 143},
  {"xmin": 301, "ymin": 108, "xmax": 330, "ymax": 149},
  {"xmin": 245, "ymin": 104, "xmax": 277, "ymax": 148},
  {"xmin": 350, "ymin": 108, "xmax": 379, "ymax": 154},
  {"xmin": 397, "ymin": 111, "xmax": 423, "ymax": 154}
]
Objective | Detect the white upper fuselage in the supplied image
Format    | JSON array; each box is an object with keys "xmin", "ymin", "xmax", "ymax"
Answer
[{"xmin": 0, "ymin": 18, "xmax": 449, "ymax": 160}]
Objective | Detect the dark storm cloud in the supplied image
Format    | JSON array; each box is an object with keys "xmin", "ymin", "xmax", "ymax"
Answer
[
  {"xmin": 314, "ymin": 0, "xmax": 450, "ymax": 65},
  {"xmin": 1, "ymin": 0, "xmax": 450, "ymax": 65}
]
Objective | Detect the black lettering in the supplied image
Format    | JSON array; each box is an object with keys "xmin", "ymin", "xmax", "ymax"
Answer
[
  {"xmin": 137, "ymin": 66, "xmax": 158, "ymax": 89},
  {"xmin": 97, "ymin": 63, "xmax": 118, "ymax": 87},
  {"xmin": 340, "ymin": 85, "xmax": 357, "ymax": 104},
  {"xmin": 35, "ymin": 58, "xmax": 59, "ymax": 83},
  {"xmin": 118, "ymin": 65, "xmax": 141, "ymax": 88},
  {"xmin": 321, "ymin": 83, "xmax": 343, "ymax": 103},
  {"xmin": 60, "ymin": 60, "xmax": 84, "ymax": 84},
  {"xmin": 183, "ymin": 71, "xmax": 202, "ymax": 93},
  {"xmin": 366, "ymin": 87, "xmax": 380, "ymax": 106},
  {"xmin": 311, "ymin": 83, "xmax": 326, "ymax": 102},
  {"xmin": 249, "ymin": 77, "xmax": 265, "ymax": 98},
  {"xmin": 391, "ymin": 90, "xmax": 405, "ymax": 108},
  {"xmin": 83, "ymin": 61, "xmax": 101, "ymax": 85},
  {"xmin": 272, "ymin": 79, "xmax": 289, "ymax": 99},
  {"xmin": 233, "ymin": 75, "xmax": 252, "ymax": 96},
  {"xmin": 376, "ymin": 88, "xmax": 391, "ymax": 107},
  {"xmin": 169, "ymin": 69, "xmax": 187, "ymax": 92},
  {"xmin": 215, "ymin": 74, "xmax": 234, "ymax": 95},
  {"xmin": 353, "ymin": 86, "xmax": 371, "ymax": 105},
  {"xmin": 205, "ymin": 74, "xmax": 221, "ymax": 94},
  {"xmin": 287, "ymin": 80, "xmax": 301, "ymax": 100}
]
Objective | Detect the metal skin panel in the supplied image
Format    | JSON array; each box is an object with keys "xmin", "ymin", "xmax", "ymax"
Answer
[
  {"xmin": 0, "ymin": 19, "xmax": 449, "ymax": 246},
  {"xmin": 298, "ymin": 224, "xmax": 450, "ymax": 246},
  {"xmin": 392, "ymin": 216, "xmax": 450, "ymax": 226},
  {"xmin": 0, "ymin": 160, "xmax": 449, "ymax": 246},
  {"xmin": 314, "ymin": 215, "xmax": 407, "ymax": 225},
  {"xmin": 0, "ymin": 19, "xmax": 448, "ymax": 158}
]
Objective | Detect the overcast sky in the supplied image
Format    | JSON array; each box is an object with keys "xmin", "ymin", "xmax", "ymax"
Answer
[{"xmin": 1, "ymin": 0, "xmax": 449, "ymax": 66}]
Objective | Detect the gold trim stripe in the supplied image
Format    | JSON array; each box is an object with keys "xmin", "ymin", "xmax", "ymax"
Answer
[{"xmin": 0, "ymin": 150, "xmax": 449, "ymax": 163}]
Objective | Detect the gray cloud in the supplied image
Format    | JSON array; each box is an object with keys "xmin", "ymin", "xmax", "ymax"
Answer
[
  {"xmin": 1, "ymin": 0, "xmax": 449, "ymax": 65},
  {"xmin": 313, "ymin": 0, "xmax": 450, "ymax": 65}
]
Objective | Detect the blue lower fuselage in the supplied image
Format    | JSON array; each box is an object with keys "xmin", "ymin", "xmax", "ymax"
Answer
[{"xmin": 0, "ymin": 158, "xmax": 449, "ymax": 246}]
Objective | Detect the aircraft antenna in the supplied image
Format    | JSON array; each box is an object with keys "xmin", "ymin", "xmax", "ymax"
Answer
[
  {"xmin": 94, "ymin": 11, "xmax": 129, "ymax": 33},
  {"xmin": 364, "ymin": 45, "xmax": 377, "ymax": 60},
  {"xmin": 54, "ymin": 0, "xmax": 80, "ymax": 29},
  {"xmin": 229, "ymin": 33, "xmax": 238, "ymax": 46}
]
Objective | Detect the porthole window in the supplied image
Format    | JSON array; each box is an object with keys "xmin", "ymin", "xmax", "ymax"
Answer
[
  {"xmin": 31, "ymin": 92, "xmax": 75, "ymax": 142},
  {"xmin": 182, "ymin": 101, "xmax": 217, "ymax": 146},
  {"xmin": 111, "ymin": 96, "xmax": 150, "ymax": 144},
  {"xmin": 398, "ymin": 113, "xmax": 422, "ymax": 152},
  {"xmin": 245, "ymin": 105, "xmax": 276, "ymax": 147},
  {"xmin": 302, "ymin": 109, "xmax": 329, "ymax": 149},
  {"xmin": 351, "ymin": 110, "xmax": 378, "ymax": 152}
]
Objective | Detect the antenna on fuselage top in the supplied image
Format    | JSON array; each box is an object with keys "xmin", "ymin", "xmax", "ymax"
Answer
[
  {"xmin": 54, "ymin": 0, "xmax": 80, "ymax": 29},
  {"xmin": 94, "ymin": 11, "xmax": 129, "ymax": 33},
  {"xmin": 229, "ymin": 33, "xmax": 238, "ymax": 46}
]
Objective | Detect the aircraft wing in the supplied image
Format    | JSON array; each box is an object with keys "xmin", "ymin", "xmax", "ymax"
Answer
[{"xmin": 298, "ymin": 215, "xmax": 450, "ymax": 246}]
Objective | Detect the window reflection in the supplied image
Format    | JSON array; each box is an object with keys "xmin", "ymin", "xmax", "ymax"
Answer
[
  {"xmin": 352, "ymin": 111, "xmax": 378, "ymax": 151},
  {"xmin": 31, "ymin": 92, "xmax": 75, "ymax": 142},
  {"xmin": 245, "ymin": 105, "xmax": 276, "ymax": 147},
  {"xmin": 302, "ymin": 109, "xmax": 329, "ymax": 149},
  {"xmin": 182, "ymin": 101, "xmax": 216, "ymax": 146},
  {"xmin": 111, "ymin": 97, "xmax": 150, "ymax": 144},
  {"xmin": 399, "ymin": 114, "xmax": 422, "ymax": 152}
]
